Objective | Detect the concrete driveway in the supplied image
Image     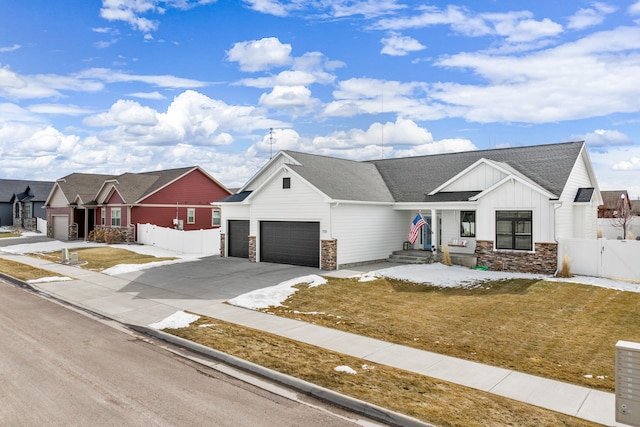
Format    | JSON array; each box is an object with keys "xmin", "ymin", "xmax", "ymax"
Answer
[{"xmin": 111, "ymin": 256, "xmax": 326, "ymax": 301}]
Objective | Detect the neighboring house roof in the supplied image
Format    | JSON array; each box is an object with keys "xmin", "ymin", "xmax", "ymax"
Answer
[
  {"xmin": 632, "ymin": 199, "xmax": 640, "ymax": 216},
  {"xmin": 48, "ymin": 173, "xmax": 115, "ymax": 206},
  {"xmin": 254, "ymin": 141, "xmax": 585, "ymax": 204},
  {"xmin": 0, "ymin": 179, "xmax": 54, "ymax": 203},
  {"xmin": 47, "ymin": 166, "xmax": 231, "ymax": 207},
  {"xmin": 598, "ymin": 190, "xmax": 631, "ymax": 213},
  {"xmin": 217, "ymin": 190, "xmax": 252, "ymax": 203}
]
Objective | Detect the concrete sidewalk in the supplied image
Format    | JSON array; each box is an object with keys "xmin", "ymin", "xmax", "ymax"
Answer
[{"xmin": 0, "ymin": 252, "xmax": 618, "ymax": 426}]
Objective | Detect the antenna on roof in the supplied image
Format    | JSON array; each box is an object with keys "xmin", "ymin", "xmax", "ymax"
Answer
[{"xmin": 269, "ymin": 128, "xmax": 274, "ymax": 159}]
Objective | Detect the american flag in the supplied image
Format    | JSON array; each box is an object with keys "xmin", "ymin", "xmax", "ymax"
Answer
[{"xmin": 408, "ymin": 213, "xmax": 426, "ymax": 244}]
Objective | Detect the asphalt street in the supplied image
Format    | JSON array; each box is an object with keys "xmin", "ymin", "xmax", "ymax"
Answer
[{"xmin": 0, "ymin": 279, "xmax": 378, "ymax": 427}]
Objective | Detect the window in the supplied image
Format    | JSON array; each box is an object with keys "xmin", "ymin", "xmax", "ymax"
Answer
[
  {"xmin": 187, "ymin": 208, "xmax": 195, "ymax": 224},
  {"xmin": 460, "ymin": 211, "xmax": 475, "ymax": 237},
  {"xmin": 101, "ymin": 208, "xmax": 106, "ymax": 226},
  {"xmin": 496, "ymin": 210, "xmax": 532, "ymax": 250},
  {"xmin": 283, "ymin": 177, "xmax": 291, "ymax": 189},
  {"xmin": 111, "ymin": 208, "xmax": 121, "ymax": 227},
  {"xmin": 24, "ymin": 204, "xmax": 31, "ymax": 218},
  {"xmin": 212, "ymin": 210, "xmax": 221, "ymax": 226}
]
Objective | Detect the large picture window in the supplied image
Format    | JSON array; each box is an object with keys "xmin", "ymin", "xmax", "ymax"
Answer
[
  {"xmin": 496, "ymin": 210, "xmax": 532, "ymax": 251},
  {"xmin": 111, "ymin": 208, "xmax": 121, "ymax": 227},
  {"xmin": 460, "ymin": 211, "xmax": 475, "ymax": 237}
]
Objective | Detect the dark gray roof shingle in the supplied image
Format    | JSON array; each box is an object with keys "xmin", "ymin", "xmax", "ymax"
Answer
[{"xmin": 280, "ymin": 141, "xmax": 584, "ymax": 203}]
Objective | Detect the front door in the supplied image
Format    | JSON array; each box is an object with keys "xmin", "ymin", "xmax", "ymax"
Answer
[{"xmin": 422, "ymin": 217, "xmax": 432, "ymax": 249}]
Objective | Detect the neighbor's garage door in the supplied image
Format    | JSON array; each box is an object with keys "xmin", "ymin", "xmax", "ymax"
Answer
[
  {"xmin": 52, "ymin": 216, "xmax": 68, "ymax": 241},
  {"xmin": 260, "ymin": 221, "xmax": 320, "ymax": 268},
  {"xmin": 228, "ymin": 220, "xmax": 249, "ymax": 258}
]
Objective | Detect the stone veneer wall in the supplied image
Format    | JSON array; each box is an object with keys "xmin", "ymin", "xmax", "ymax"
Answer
[
  {"xmin": 248, "ymin": 236, "xmax": 256, "ymax": 262},
  {"xmin": 321, "ymin": 239, "xmax": 337, "ymax": 271},
  {"xmin": 69, "ymin": 224, "xmax": 78, "ymax": 241},
  {"xmin": 475, "ymin": 240, "xmax": 557, "ymax": 275},
  {"xmin": 219, "ymin": 233, "xmax": 226, "ymax": 257},
  {"xmin": 93, "ymin": 225, "xmax": 134, "ymax": 243}
]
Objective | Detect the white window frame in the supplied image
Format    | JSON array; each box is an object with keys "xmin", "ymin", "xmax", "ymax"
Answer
[
  {"xmin": 101, "ymin": 208, "xmax": 106, "ymax": 226},
  {"xmin": 187, "ymin": 208, "xmax": 196, "ymax": 224},
  {"xmin": 212, "ymin": 209, "xmax": 221, "ymax": 226},
  {"xmin": 111, "ymin": 208, "xmax": 121, "ymax": 227},
  {"xmin": 24, "ymin": 204, "xmax": 31, "ymax": 218}
]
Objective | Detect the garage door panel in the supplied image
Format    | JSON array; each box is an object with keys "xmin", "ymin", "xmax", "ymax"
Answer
[
  {"xmin": 260, "ymin": 221, "xmax": 319, "ymax": 268},
  {"xmin": 53, "ymin": 216, "xmax": 68, "ymax": 241}
]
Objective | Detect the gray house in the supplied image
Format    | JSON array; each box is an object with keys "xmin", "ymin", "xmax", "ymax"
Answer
[
  {"xmin": 217, "ymin": 141, "xmax": 602, "ymax": 274},
  {"xmin": 0, "ymin": 179, "xmax": 54, "ymax": 230}
]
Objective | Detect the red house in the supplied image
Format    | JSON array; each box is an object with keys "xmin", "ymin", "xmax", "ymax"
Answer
[{"xmin": 45, "ymin": 166, "xmax": 231, "ymax": 241}]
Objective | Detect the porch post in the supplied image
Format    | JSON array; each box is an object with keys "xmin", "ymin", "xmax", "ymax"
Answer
[
  {"xmin": 430, "ymin": 208, "xmax": 438, "ymax": 251},
  {"xmin": 84, "ymin": 207, "xmax": 89, "ymax": 241}
]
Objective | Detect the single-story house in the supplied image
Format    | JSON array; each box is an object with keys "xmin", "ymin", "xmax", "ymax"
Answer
[
  {"xmin": 44, "ymin": 166, "xmax": 231, "ymax": 241},
  {"xmin": 0, "ymin": 179, "xmax": 54, "ymax": 230},
  {"xmin": 598, "ymin": 190, "xmax": 632, "ymax": 218},
  {"xmin": 216, "ymin": 141, "xmax": 602, "ymax": 274}
]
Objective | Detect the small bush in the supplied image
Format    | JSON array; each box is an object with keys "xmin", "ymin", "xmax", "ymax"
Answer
[
  {"xmin": 556, "ymin": 254, "xmax": 572, "ymax": 278},
  {"xmin": 443, "ymin": 245, "xmax": 452, "ymax": 266}
]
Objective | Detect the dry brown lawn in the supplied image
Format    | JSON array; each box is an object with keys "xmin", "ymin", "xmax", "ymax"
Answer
[
  {"xmin": 0, "ymin": 231, "xmax": 21, "ymax": 238},
  {"xmin": 262, "ymin": 276, "xmax": 640, "ymax": 393},
  {"xmin": 0, "ymin": 258, "xmax": 67, "ymax": 281},
  {"xmin": 33, "ymin": 246, "xmax": 176, "ymax": 271},
  {"xmin": 168, "ymin": 315, "xmax": 598, "ymax": 427}
]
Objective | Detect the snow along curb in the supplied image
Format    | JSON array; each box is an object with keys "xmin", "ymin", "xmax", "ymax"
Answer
[{"xmin": 131, "ymin": 324, "xmax": 432, "ymax": 427}]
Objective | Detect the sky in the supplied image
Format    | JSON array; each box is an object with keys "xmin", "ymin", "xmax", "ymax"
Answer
[{"xmin": 1, "ymin": 1, "xmax": 640, "ymax": 196}]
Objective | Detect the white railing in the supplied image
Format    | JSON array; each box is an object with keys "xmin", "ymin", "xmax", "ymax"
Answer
[
  {"xmin": 136, "ymin": 223, "xmax": 220, "ymax": 255},
  {"xmin": 558, "ymin": 238, "xmax": 640, "ymax": 281}
]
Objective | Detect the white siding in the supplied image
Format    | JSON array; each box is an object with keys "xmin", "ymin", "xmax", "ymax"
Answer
[
  {"xmin": 558, "ymin": 152, "xmax": 599, "ymax": 239},
  {"xmin": 475, "ymin": 179, "xmax": 555, "ymax": 244},
  {"xmin": 244, "ymin": 155, "xmax": 297, "ymax": 192},
  {"xmin": 219, "ymin": 204, "xmax": 250, "ymax": 234},
  {"xmin": 443, "ymin": 163, "xmax": 506, "ymax": 192},
  {"xmin": 249, "ymin": 170, "xmax": 330, "ymax": 262},
  {"xmin": 331, "ymin": 204, "xmax": 405, "ymax": 266}
]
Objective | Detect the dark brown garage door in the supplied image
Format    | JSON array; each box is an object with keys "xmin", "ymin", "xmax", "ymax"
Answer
[
  {"xmin": 260, "ymin": 221, "xmax": 320, "ymax": 268},
  {"xmin": 228, "ymin": 220, "xmax": 249, "ymax": 258}
]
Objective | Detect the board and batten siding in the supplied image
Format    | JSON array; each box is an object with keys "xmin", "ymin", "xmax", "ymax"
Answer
[
  {"xmin": 331, "ymin": 203, "xmax": 404, "ymax": 266},
  {"xmin": 557, "ymin": 152, "xmax": 599, "ymax": 239},
  {"xmin": 475, "ymin": 179, "xmax": 555, "ymax": 244},
  {"xmin": 249, "ymin": 171, "xmax": 330, "ymax": 262},
  {"xmin": 442, "ymin": 162, "xmax": 507, "ymax": 192}
]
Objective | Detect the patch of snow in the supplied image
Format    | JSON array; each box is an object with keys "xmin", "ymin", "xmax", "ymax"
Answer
[
  {"xmin": 228, "ymin": 275, "xmax": 327, "ymax": 310},
  {"xmin": 334, "ymin": 365, "xmax": 357, "ymax": 375},
  {"xmin": 358, "ymin": 272, "xmax": 380, "ymax": 282},
  {"xmin": 26, "ymin": 276, "xmax": 73, "ymax": 284},
  {"xmin": 149, "ymin": 311, "xmax": 199, "ymax": 329},
  {"xmin": 101, "ymin": 258, "xmax": 199, "ymax": 276}
]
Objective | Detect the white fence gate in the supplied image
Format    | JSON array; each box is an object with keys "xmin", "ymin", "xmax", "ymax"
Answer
[
  {"xmin": 37, "ymin": 217, "xmax": 47, "ymax": 234},
  {"xmin": 558, "ymin": 238, "xmax": 640, "ymax": 281},
  {"xmin": 137, "ymin": 223, "xmax": 220, "ymax": 255}
]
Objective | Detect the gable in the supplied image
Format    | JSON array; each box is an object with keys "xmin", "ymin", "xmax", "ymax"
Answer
[
  {"xmin": 106, "ymin": 188, "xmax": 124, "ymax": 204},
  {"xmin": 435, "ymin": 160, "xmax": 508, "ymax": 193},
  {"xmin": 140, "ymin": 168, "xmax": 230, "ymax": 204},
  {"xmin": 48, "ymin": 184, "xmax": 69, "ymax": 207}
]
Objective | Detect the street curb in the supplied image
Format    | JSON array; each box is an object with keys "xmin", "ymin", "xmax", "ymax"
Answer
[{"xmin": 131, "ymin": 324, "xmax": 433, "ymax": 427}]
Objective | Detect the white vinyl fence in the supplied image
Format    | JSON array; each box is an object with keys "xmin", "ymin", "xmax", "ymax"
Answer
[
  {"xmin": 137, "ymin": 223, "xmax": 220, "ymax": 255},
  {"xmin": 597, "ymin": 217, "xmax": 640, "ymax": 240},
  {"xmin": 37, "ymin": 217, "xmax": 47, "ymax": 234},
  {"xmin": 558, "ymin": 238, "xmax": 640, "ymax": 281}
]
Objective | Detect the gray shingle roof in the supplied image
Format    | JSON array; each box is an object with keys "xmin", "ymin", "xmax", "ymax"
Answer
[
  {"xmin": 0, "ymin": 180, "xmax": 54, "ymax": 202},
  {"xmin": 281, "ymin": 141, "xmax": 584, "ymax": 203},
  {"xmin": 371, "ymin": 141, "xmax": 584, "ymax": 202},
  {"xmin": 284, "ymin": 151, "xmax": 395, "ymax": 202},
  {"xmin": 55, "ymin": 173, "xmax": 115, "ymax": 205}
]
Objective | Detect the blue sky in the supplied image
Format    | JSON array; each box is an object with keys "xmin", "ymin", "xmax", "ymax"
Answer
[{"xmin": 1, "ymin": 1, "xmax": 640, "ymax": 196}]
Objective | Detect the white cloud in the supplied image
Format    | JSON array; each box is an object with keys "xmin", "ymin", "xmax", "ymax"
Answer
[
  {"xmin": 76, "ymin": 68, "xmax": 208, "ymax": 88},
  {"xmin": 373, "ymin": 5, "xmax": 562, "ymax": 44},
  {"xmin": 568, "ymin": 3, "xmax": 617, "ymax": 30},
  {"xmin": 630, "ymin": 1, "xmax": 640, "ymax": 15},
  {"xmin": 313, "ymin": 118, "xmax": 433, "ymax": 149},
  {"xmin": 574, "ymin": 129, "xmax": 633, "ymax": 147},
  {"xmin": 258, "ymin": 85, "xmax": 319, "ymax": 114},
  {"xmin": 0, "ymin": 44, "xmax": 21, "ymax": 52},
  {"xmin": 380, "ymin": 32, "xmax": 426, "ymax": 56},
  {"xmin": 243, "ymin": 0, "xmax": 290, "ymax": 17},
  {"xmin": 127, "ymin": 91, "xmax": 167, "ymax": 100},
  {"xmin": 28, "ymin": 104, "xmax": 94, "ymax": 116},
  {"xmin": 329, "ymin": 0, "xmax": 406, "ymax": 19},
  {"xmin": 227, "ymin": 37, "xmax": 293, "ymax": 72},
  {"xmin": 0, "ymin": 65, "xmax": 104, "ymax": 99}
]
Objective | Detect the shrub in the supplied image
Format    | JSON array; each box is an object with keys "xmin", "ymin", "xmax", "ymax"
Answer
[{"xmin": 556, "ymin": 254, "xmax": 572, "ymax": 278}]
